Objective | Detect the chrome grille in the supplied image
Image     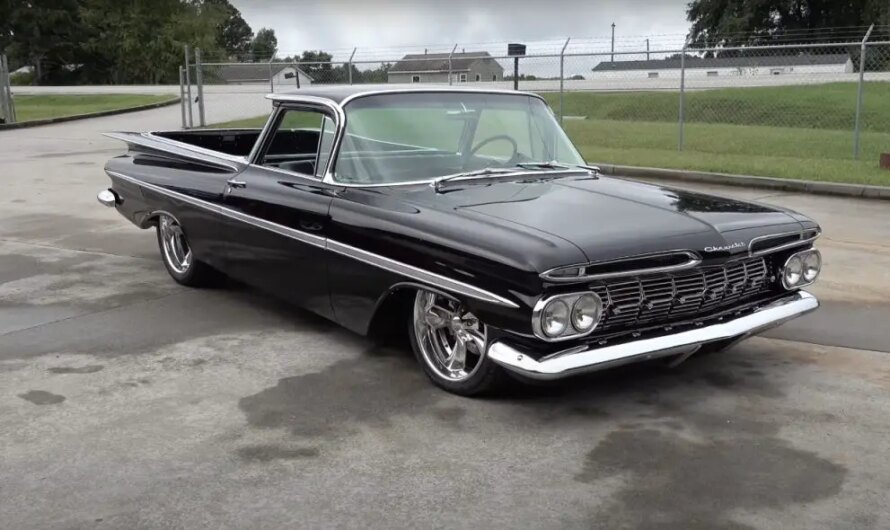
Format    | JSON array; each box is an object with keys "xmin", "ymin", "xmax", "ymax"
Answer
[{"xmin": 590, "ymin": 256, "xmax": 773, "ymax": 332}]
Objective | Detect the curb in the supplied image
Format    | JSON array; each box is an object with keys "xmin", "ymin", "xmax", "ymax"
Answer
[
  {"xmin": 0, "ymin": 97, "xmax": 181, "ymax": 130},
  {"xmin": 594, "ymin": 163, "xmax": 890, "ymax": 201}
]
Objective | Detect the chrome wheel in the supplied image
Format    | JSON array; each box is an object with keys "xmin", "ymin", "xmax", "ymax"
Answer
[
  {"xmin": 413, "ymin": 290, "xmax": 487, "ymax": 382},
  {"xmin": 159, "ymin": 215, "xmax": 192, "ymax": 275}
]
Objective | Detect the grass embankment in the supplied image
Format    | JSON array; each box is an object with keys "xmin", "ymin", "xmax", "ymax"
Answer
[
  {"xmin": 542, "ymin": 83, "xmax": 890, "ymax": 186},
  {"xmin": 12, "ymin": 94, "xmax": 174, "ymax": 123},
  {"xmin": 210, "ymin": 83, "xmax": 890, "ymax": 186}
]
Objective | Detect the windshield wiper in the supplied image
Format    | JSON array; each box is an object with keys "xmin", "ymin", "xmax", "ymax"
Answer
[
  {"xmin": 432, "ymin": 167, "xmax": 524, "ymax": 192},
  {"xmin": 515, "ymin": 161, "xmax": 570, "ymax": 171}
]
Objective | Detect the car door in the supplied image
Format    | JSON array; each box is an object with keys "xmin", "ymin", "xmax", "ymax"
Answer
[{"xmin": 220, "ymin": 105, "xmax": 339, "ymax": 320}]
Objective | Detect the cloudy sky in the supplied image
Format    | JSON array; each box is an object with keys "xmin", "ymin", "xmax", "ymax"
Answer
[{"xmin": 232, "ymin": 0, "xmax": 692, "ymax": 59}]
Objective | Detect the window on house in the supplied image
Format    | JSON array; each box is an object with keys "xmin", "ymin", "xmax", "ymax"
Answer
[
  {"xmin": 647, "ymin": 72, "xmax": 659, "ymax": 78},
  {"xmin": 707, "ymin": 71, "xmax": 719, "ymax": 77},
  {"xmin": 475, "ymin": 73, "xmax": 481, "ymax": 82},
  {"xmin": 412, "ymin": 75, "xmax": 421, "ymax": 83},
  {"xmin": 770, "ymin": 68, "xmax": 783, "ymax": 75},
  {"xmin": 492, "ymin": 74, "xmax": 498, "ymax": 81},
  {"xmin": 459, "ymin": 73, "xmax": 467, "ymax": 83}
]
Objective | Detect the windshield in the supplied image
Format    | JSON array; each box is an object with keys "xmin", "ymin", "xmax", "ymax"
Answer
[{"xmin": 333, "ymin": 92, "xmax": 585, "ymax": 185}]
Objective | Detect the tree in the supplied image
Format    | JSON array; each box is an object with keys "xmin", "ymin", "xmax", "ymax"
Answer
[
  {"xmin": 2, "ymin": 0, "xmax": 85, "ymax": 83},
  {"xmin": 687, "ymin": 0, "xmax": 890, "ymax": 48},
  {"xmin": 249, "ymin": 28, "xmax": 277, "ymax": 62},
  {"xmin": 205, "ymin": 0, "xmax": 253, "ymax": 59},
  {"xmin": 299, "ymin": 50, "xmax": 333, "ymax": 79}
]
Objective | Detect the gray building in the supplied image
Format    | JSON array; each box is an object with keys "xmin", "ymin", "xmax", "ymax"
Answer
[
  {"xmin": 214, "ymin": 63, "xmax": 313, "ymax": 87},
  {"xmin": 387, "ymin": 52, "xmax": 505, "ymax": 84}
]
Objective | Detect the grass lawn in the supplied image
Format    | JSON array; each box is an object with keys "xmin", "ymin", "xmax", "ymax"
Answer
[
  {"xmin": 12, "ymin": 94, "xmax": 175, "ymax": 123},
  {"xmin": 209, "ymin": 83, "xmax": 890, "ymax": 186}
]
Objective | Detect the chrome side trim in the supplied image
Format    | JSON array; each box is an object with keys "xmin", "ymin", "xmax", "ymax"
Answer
[
  {"xmin": 488, "ymin": 291, "xmax": 819, "ymax": 380},
  {"xmin": 540, "ymin": 250, "xmax": 702, "ymax": 283},
  {"xmin": 749, "ymin": 229, "xmax": 821, "ymax": 257},
  {"xmin": 107, "ymin": 170, "xmax": 325, "ymax": 249},
  {"xmin": 106, "ymin": 170, "xmax": 517, "ymax": 308},
  {"xmin": 326, "ymin": 240, "xmax": 519, "ymax": 308}
]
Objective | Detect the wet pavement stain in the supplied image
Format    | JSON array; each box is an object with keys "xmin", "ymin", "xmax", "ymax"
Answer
[
  {"xmin": 576, "ymin": 426, "xmax": 847, "ymax": 529},
  {"xmin": 236, "ymin": 445, "xmax": 320, "ymax": 462},
  {"xmin": 238, "ymin": 346, "xmax": 441, "ymax": 439},
  {"xmin": 18, "ymin": 390, "xmax": 66, "ymax": 405},
  {"xmin": 48, "ymin": 365, "xmax": 104, "ymax": 374}
]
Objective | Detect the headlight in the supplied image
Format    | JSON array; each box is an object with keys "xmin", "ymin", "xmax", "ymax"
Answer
[
  {"xmin": 802, "ymin": 251, "xmax": 821, "ymax": 282},
  {"xmin": 541, "ymin": 299, "xmax": 569, "ymax": 337},
  {"xmin": 534, "ymin": 292, "xmax": 603, "ymax": 341},
  {"xmin": 782, "ymin": 249, "xmax": 821, "ymax": 289},
  {"xmin": 783, "ymin": 255, "xmax": 803, "ymax": 288},
  {"xmin": 571, "ymin": 294, "xmax": 603, "ymax": 332}
]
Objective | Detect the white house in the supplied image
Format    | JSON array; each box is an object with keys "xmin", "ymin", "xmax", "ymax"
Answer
[
  {"xmin": 591, "ymin": 53, "xmax": 854, "ymax": 80},
  {"xmin": 215, "ymin": 64, "xmax": 313, "ymax": 87}
]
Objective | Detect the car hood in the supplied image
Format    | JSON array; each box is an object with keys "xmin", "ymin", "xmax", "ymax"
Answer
[{"xmin": 393, "ymin": 175, "xmax": 807, "ymax": 264}]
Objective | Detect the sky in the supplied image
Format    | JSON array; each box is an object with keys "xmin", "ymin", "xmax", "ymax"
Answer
[{"xmin": 231, "ymin": 0, "xmax": 693, "ymax": 61}]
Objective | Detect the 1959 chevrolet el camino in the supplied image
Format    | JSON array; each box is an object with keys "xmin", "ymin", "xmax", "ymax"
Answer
[{"xmin": 99, "ymin": 85, "xmax": 821, "ymax": 395}]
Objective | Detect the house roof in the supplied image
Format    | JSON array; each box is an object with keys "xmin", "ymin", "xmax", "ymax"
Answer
[
  {"xmin": 215, "ymin": 63, "xmax": 312, "ymax": 83},
  {"xmin": 592, "ymin": 53, "xmax": 851, "ymax": 72},
  {"xmin": 389, "ymin": 52, "xmax": 504, "ymax": 73}
]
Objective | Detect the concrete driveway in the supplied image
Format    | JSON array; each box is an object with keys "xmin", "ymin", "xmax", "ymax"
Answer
[{"xmin": 2, "ymin": 107, "xmax": 890, "ymax": 529}]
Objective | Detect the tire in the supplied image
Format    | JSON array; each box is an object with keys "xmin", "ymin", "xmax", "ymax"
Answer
[
  {"xmin": 155, "ymin": 213, "xmax": 222, "ymax": 287},
  {"xmin": 408, "ymin": 289, "xmax": 509, "ymax": 396}
]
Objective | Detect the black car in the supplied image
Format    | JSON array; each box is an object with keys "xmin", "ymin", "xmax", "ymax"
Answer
[{"xmin": 99, "ymin": 85, "xmax": 821, "ymax": 395}]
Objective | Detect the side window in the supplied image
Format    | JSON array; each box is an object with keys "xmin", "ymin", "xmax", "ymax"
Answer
[
  {"xmin": 412, "ymin": 75, "xmax": 421, "ymax": 83},
  {"xmin": 260, "ymin": 108, "xmax": 333, "ymax": 177}
]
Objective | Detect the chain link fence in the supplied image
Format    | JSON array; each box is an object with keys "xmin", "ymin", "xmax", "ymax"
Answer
[{"xmin": 181, "ymin": 27, "xmax": 890, "ymax": 173}]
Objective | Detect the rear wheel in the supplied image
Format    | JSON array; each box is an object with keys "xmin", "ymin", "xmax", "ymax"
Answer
[
  {"xmin": 156, "ymin": 213, "xmax": 221, "ymax": 287},
  {"xmin": 409, "ymin": 289, "xmax": 508, "ymax": 396}
]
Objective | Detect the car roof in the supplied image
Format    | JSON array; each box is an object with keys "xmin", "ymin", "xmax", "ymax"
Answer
[{"xmin": 267, "ymin": 84, "xmax": 540, "ymax": 105}]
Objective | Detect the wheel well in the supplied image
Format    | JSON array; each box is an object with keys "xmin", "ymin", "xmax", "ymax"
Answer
[{"xmin": 366, "ymin": 287, "xmax": 416, "ymax": 345}]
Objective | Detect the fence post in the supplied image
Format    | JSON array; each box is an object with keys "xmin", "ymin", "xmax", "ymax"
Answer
[
  {"xmin": 559, "ymin": 38, "xmax": 570, "ymax": 125},
  {"xmin": 348, "ymin": 47, "xmax": 357, "ymax": 85},
  {"xmin": 678, "ymin": 43, "xmax": 687, "ymax": 151},
  {"xmin": 183, "ymin": 45, "xmax": 193, "ymax": 128},
  {"xmin": 269, "ymin": 61, "xmax": 274, "ymax": 93},
  {"xmin": 0, "ymin": 54, "xmax": 11, "ymax": 124},
  {"xmin": 179, "ymin": 66, "xmax": 187, "ymax": 129},
  {"xmin": 195, "ymin": 48, "xmax": 205, "ymax": 127},
  {"xmin": 448, "ymin": 44, "xmax": 457, "ymax": 85},
  {"xmin": 853, "ymin": 24, "xmax": 874, "ymax": 160}
]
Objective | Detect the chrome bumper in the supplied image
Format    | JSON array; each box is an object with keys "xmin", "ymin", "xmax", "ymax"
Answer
[{"xmin": 488, "ymin": 290, "xmax": 818, "ymax": 380}]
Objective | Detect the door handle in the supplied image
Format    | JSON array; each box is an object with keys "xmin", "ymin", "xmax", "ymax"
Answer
[{"xmin": 227, "ymin": 179, "xmax": 247, "ymax": 189}]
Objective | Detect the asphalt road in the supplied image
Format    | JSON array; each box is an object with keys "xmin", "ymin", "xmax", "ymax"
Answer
[{"xmin": 2, "ymin": 106, "xmax": 890, "ymax": 529}]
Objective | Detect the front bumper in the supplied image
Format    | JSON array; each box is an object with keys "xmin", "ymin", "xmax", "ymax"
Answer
[{"xmin": 487, "ymin": 290, "xmax": 818, "ymax": 380}]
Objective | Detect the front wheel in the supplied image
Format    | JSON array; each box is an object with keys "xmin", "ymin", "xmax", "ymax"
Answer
[
  {"xmin": 156, "ymin": 213, "xmax": 222, "ymax": 287},
  {"xmin": 409, "ymin": 290, "xmax": 508, "ymax": 396}
]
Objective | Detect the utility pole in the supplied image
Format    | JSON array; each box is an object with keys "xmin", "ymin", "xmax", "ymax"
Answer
[{"xmin": 611, "ymin": 23, "xmax": 616, "ymax": 62}]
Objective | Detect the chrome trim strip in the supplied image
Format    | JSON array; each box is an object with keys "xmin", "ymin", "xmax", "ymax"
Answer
[
  {"xmin": 326, "ymin": 240, "xmax": 519, "ymax": 308},
  {"xmin": 749, "ymin": 229, "xmax": 821, "ymax": 257},
  {"xmin": 106, "ymin": 170, "xmax": 517, "ymax": 308},
  {"xmin": 107, "ymin": 170, "xmax": 326, "ymax": 249},
  {"xmin": 540, "ymin": 250, "xmax": 703, "ymax": 283},
  {"xmin": 489, "ymin": 291, "xmax": 819, "ymax": 380}
]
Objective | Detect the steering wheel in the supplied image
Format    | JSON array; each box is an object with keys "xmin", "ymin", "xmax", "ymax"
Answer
[{"xmin": 466, "ymin": 135, "xmax": 519, "ymax": 168}]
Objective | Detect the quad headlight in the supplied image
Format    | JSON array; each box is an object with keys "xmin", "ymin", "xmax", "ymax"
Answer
[
  {"xmin": 534, "ymin": 292, "xmax": 603, "ymax": 341},
  {"xmin": 781, "ymin": 249, "xmax": 821, "ymax": 289}
]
